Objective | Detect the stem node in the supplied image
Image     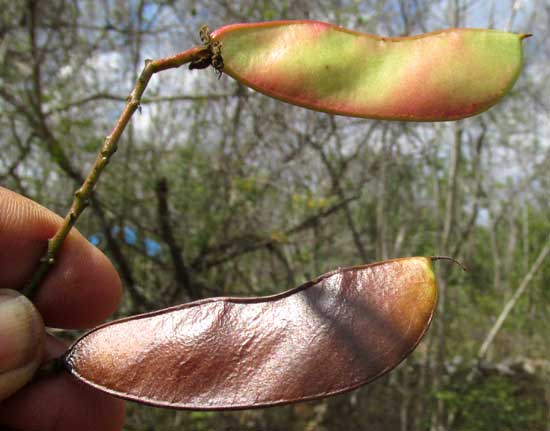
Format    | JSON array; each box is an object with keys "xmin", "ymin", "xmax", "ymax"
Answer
[{"xmin": 40, "ymin": 256, "xmax": 55, "ymax": 265}]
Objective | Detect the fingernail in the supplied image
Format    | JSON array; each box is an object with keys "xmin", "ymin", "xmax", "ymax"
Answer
[{"xmin": 0, "ymin": 289, "xmax": 45, "ymax": 400}]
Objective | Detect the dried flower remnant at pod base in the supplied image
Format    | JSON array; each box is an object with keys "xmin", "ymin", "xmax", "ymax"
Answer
[
  {"xmin": 64, "ymin": 258, "xmax": 437, "ymax": 409},
  {"xmin": 210, "ymin": 20, "xmax": 529, "ymax": 121}
]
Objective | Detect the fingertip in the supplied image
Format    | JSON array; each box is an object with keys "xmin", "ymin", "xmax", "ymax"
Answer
[
  {"xmin": 0, "ymin": 290, "xmax": 45, "ymax": 402},
  {"xmin": 35, "ymin": 240, "xmax": 123, "ymax": 329},
  {"xmin": 0, "ymin": 371, "xmax": 126, "ymax": 431},
  {"xmin": 0, "ymin": 186, "xmax": 123, "ymax": 329}
]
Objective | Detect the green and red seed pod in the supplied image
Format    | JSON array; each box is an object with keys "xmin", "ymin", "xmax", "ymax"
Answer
[{"xmin": 211, "ymin": 20, "xmax": 529, "ymax": 121}]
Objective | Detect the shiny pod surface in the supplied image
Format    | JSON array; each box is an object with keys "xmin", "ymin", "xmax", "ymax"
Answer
[
  {"xmin": 212, "ymin": 20, "xmax": 527, "ymax": 121},
  {"xmin": 64, "ymin": 257, "xmax": 437, "ymax": 409}
]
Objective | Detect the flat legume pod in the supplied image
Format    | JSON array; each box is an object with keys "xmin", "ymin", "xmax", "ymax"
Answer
[
  {"xmin": 64, "ymin": 257, "xmax": 437, "ymax": 410},
  {"xmin": 211, "ymin": 20, "xmax": 528, "ymax": 121}
]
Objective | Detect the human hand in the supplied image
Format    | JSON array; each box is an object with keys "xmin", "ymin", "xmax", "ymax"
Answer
[{"xmin": 0, "ymin": 187, "xmax": 125, "ymax": 430}]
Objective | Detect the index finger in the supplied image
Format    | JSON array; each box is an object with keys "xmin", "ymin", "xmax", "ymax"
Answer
[{"xmin": 0, "ymin": 187, "xmax": 122, "ymax": 329}]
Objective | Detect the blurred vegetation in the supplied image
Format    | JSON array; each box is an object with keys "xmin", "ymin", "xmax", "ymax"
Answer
[{"xmin": 1, "ymin": 0, "xmax": 549, "ymax": 430}]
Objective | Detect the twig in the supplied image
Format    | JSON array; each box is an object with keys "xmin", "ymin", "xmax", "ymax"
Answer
[
  {"xmin": 22, "ymin": 45, "xmax": 210, "ymax": 299},
  {"xmin": 155, "ymin": 177, "xmax": 200, "ymax": 300},
  {"xmin": 446, "ymin": 236, "xmax": 550, "ymax": 429},
  {"xmin": 476, "ymin": 236, "xmax": 550, "ymax": 361},
  {"xmin": 196, "ymin": 194, "xmax": 361, "ymax": 269},
  {"xmin": 45, "ymin": 92, "xmax": 235, "ymax": 116}
]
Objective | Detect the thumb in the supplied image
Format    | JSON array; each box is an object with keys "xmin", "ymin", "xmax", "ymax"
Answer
[{"xmin": 0, "ymin": 289, "xmax": 45, "ymax": 402}]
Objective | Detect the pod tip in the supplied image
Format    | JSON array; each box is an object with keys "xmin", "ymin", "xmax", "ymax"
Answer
[
  {"xmin": 520, "ymin": 33, "xmax": 533, "ymax": 40},
  {"xmin": 430, "ymin": 256, "xmax": 468, "ymax": 272}
]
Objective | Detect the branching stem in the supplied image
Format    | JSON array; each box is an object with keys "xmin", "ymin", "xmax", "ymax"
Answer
[{"xmin": 23, "ymin": 45, "xmax": 209, "ymax": 299}]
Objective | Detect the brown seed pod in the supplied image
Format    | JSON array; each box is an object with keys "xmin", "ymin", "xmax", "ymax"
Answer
[{"xmin": 63, "ymin": 257, "xmax": 437, "ymax": 410}]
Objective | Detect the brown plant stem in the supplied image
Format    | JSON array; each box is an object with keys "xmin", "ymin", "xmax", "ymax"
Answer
[
  {"xmin": 22, "ymin": 45, "xmax": 209, "ymax": 299},
  {"xmin": 155, "ymin": 177, "xmax": 201, "ymax": 301}
]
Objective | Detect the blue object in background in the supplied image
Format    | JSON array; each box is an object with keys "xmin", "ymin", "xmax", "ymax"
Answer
[
  {"xmin": 88, "ymin": 225, "xmax": 162, "ymax": 257},
  {"xmin": 112, "ymin": 226, "xmax": 137, "ymax": 245},
  {"xmin": 144, "ymin": 238, "xmax": 162, "ymax": 257},
  {"xmin": 89, "ymin": 234, "xmax": 101, "ymax": 246}
]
